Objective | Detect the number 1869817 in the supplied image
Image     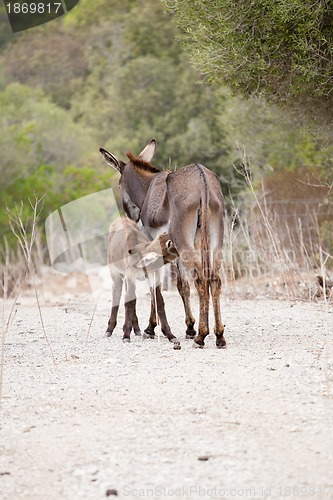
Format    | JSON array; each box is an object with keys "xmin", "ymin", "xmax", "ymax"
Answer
[{"xmin": 6, "ymin": 3, "xmax": 62, "ymax": 14}]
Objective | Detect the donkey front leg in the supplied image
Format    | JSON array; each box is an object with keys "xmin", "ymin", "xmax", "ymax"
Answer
[{"xmin": 107, "ymin": 273, "xmax": 123, "ymax": 336}]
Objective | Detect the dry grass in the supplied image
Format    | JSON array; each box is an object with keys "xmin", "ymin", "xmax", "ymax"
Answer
[
  {"xmin": 1, "ymin": 174, "xmax": 332, "ymax": 307},
  {"xmin": 221, "ymin": 147, "xmax": 333, "ymax": 302},
  {"xmin": 1, "ymin": 196, "xmax": 58, "ymax": 407}
]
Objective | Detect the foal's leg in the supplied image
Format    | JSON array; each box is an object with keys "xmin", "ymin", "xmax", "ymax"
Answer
[
  {"xmin": 122, "ymin": 278, "xmax": 136, "ymax": 342},
  {"xmin": 143, "ymin": 297, "xmax": 157, "ymax": 339},
  {"xmin": 162, "ymin": 264, "xmax": 169, "ymax": 291},
  {"xmin": 106, "ymin": 273, "xmax": 123, "ymax": 336},
  {"xmin": 176, "ymin": 260, "xmax": 197, "ymax": 338},
  {"xmin": 154, "ymin": 283, "xmax": 178, "ymax": 343},
  {"xmin": 131, "ymin": 305, "xmax": 142, "ymax": 336}
]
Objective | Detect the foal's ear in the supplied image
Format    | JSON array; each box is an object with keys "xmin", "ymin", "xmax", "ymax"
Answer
[
  {"xmin": 138, "ymin": 139, "xmax": 157, "ymax": 162},
  {"xmin": 99, "ymin": 148, "xmax": 125, "ymax": 173}
]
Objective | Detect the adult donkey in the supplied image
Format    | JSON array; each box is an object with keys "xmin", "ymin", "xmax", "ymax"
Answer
[{"xmin": 100, "ymin": 140, "xmax": 225, "ymax": 348}]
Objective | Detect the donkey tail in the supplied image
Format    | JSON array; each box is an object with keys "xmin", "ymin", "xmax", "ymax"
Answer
[{"xmin": 196, "ymin": 164, "xmax": 210, "ymax": 288}]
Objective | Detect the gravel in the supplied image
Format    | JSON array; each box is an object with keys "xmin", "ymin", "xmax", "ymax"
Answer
[{"xmin": 1, "ymin": 289, "xmax": 333, "ymax": 499}]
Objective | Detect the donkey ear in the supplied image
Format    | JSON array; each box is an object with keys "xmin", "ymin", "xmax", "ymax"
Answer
[
  {"xmin": 99, "ymin": 148, "xmax": 125, "ymax": 172},
  {"xmin": 138, "ymin": 139, "xmax": 157, "ymax": 162}
]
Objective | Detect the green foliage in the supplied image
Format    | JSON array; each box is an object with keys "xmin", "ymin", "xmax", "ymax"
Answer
[
  {"xmin": 221, "ymin": 93, "xmax": 333, "ymax": 176},
  {"xmin": 69, "ymin": 1, "xmax": 232, "ymax": 177},
  {"xmin": 0, "ymin": 164, "xmax": 115, "ymax": 246},
  {"xmin": 0, "ymin": 5, "xmax": 13, "ymax": 51},
  {"xmin": 125, "ymin": 1, "xmax": 179, "ymax": 60},
  {"xmin": 63, "ymin": 0, "xmax": 134, "ymax": 27},
  {"xmin": 0, "ymin": 83, "xmax": 94, "ymax": 188},
  {"xmin": 2, "ymin": 26, "xmax": 88, "ymax": 108},
  {"xmin": 164, "ymin": 0, "xmax": 333, "ymax": 111},
  {"xmin": 87, "ymin": 54, "xmax": 230, "ymax": 174},
  {"xmin": 1, "ymin": 0, "xmax": 332, "ymax": 256}
]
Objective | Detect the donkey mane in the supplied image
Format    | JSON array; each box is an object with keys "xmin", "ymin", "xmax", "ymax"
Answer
[{"xmin": 126, "ymin": 151, "xmax": 161, "ymax": 174}]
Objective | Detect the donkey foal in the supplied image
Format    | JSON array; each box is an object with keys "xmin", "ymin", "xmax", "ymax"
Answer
[{"xmin": 107, "ymin": 218, "xmax": 179, "ymax": 343}]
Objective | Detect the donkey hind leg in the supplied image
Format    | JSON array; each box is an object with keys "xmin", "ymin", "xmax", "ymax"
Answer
[
  {"xmin": 107, "ymin": 273, "xmax": 123, "ymax": 336},
  {"xmin": 122, "ymin": 278, "xmax": 137, "ymax": 343},
  {"xmin": 154, "ymin": 284, "xmax": 179, "ymax": 344},
  {"xmin": 178, "ymin": 251, "xmax": 209, "ymax": 348},
  {"xmin": 210, "ymin": 263, "xmax": 226, "ymax": 349},
  {"xmin": 192, "ymin": 266, "xmax": 210, "ymax": 348},
  {"xmin": 143, "ymin": 296, "xmax": 157, "ymax": 339},
  {"xmin": 176, "ymin": 260, "xmax": 196, "ymax": 339}
]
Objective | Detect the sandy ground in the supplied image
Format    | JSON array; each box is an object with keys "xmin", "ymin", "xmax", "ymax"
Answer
[{"xmin": 1, "ymin": 284, "xmax": 333, "ymax": 500}]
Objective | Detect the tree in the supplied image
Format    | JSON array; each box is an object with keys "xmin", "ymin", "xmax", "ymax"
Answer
[
  {"xmin": 70, "ymin": 0, "xmax": 232, "ymax": 178},
  {"xmin": 0, "ymin": 5, "xmax": 13, "ymax": 52},
  {"xmin": 220, "ymin": 93, "xmax": 333, "ymax": 174},
  {"xmin": 163, "ymin": 0, "xmax": 333, "ymax": 118},
  {"xmin": 2, "ymin": 25, "xmax": 88, "ymax": 108},
  {"xmin": 0, "ymin": 83, "xmax": 94, "ymax": 188},
  {"xmin": 0, "ymin": 163, "xmax": 116, "ymax": 246}
]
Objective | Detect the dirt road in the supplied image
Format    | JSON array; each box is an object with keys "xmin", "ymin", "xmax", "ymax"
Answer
[{"xmin": 1, "ymin": 289, "xmax": 333, "ymax": 499}]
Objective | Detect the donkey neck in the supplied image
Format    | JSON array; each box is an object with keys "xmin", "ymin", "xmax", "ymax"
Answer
[{"xmin": 124, "ymin": 165, "xmax": 157, "ymax": 210}]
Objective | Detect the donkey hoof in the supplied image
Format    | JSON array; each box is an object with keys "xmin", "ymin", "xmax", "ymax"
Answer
[
  {"xmin": 193, "ymin": 336, "xmax": 205, "ymax": 348},
  {"xmin": 122, "ymin": 338, "xmax": 131, "ymax": 343},
  {"xmin": 134, "ymin": 330, "xmax": 142, "ymax": 336},
  {"xmin": 193, "ymin": 335, "xmax": 206, "ymax": 348},
  {"xmin": 185, "ymin": 326, "xmax": 196, "ymax": 339},
  {"xmin": 185, "ymin": 333, "xmax": 196, "ymax": 339},
  {"xmin": 216, "ymin": 343, "xmax": 227, "ymax": 349},
  {"xmin": 173, "ymin": 342, "xmax": 181, "ymax": 350},
  {"xmin": 105, "ymin": 330, "xmax": 113, "ymax": 338},
  {"xmin": 216, "ymin": 336, "xmax": 226, "ymax": 349},
  {"xmin": 142, "ymin": 332, "xmax": 155, "ymax": 340},
  {"xmin": 192, "ymin": 342, "xmax": 204, "ymax": 349}
]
